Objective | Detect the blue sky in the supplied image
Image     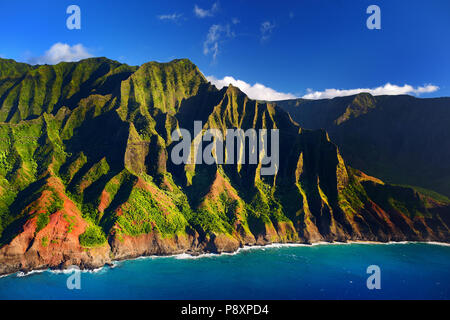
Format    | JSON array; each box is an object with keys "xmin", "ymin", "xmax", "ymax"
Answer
[{"xmin": 0, "ymin": 0, "xmax": 449, "ymax": 99}]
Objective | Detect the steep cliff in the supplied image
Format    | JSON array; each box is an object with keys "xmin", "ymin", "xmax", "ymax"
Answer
[
  {"xmin": 0, "ymin": 58, "xmax": 448, "ymax": 275},
  {"xmin": 275, "ymin": 93, "xmax": 450, "ymax": 197}
]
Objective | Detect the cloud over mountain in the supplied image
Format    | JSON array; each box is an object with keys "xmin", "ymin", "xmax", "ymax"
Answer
[
  {"xmin": 27, "ymin": 43, "xmax": 93, "ymax": 65},
  {"xmin": 206, "ymin": 75, "xmax": 297, "ymax": 101},
  {"xmin": 302, "ymin": 83, "xmax": 439, "ymax": 99}
]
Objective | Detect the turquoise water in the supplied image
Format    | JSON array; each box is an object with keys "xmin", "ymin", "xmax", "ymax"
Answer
[{"xmin": 0, "ymin": 243, "xmax": 449, "ymax": 300}]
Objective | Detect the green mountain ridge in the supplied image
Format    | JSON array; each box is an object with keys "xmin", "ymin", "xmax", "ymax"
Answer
[
  {"xmin": 275, "ymin": 93, "xmax": 450, "ymax": 197},
  {"xmin": 0, "ymin": 57, "xmax": 448, "ymax": 275}
]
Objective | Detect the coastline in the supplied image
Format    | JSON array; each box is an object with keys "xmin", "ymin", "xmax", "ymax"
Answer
[{"xmin": 2, "ymin": 239, "xmax": 449, "ymax": 279}]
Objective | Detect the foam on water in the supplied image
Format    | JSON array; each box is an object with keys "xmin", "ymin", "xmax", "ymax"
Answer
[
  {"xmin": 2, "ymin": 241, "xmax": 449, "ymax": 278},
  {"xmin": 0, "ymin": 242, "xmax": 449, "ymax": 299}
]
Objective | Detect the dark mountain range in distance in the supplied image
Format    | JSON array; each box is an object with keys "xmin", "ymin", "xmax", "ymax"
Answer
[{"xmin": 275, "ymin": 93, "xmax": 450, "ymax": 198}]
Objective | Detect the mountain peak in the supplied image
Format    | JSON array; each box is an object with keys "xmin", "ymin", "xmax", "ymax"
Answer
[
  {"xmin": 354, "ymin": 92, "xmax": 374, "ymax": 98},
  {"xmin": 352, "ymin": 92, "xmax": 376, "ymax": 105},
  {"xmin": 225, "ymin": 83, "xmax": 245, "ymax": 96}
]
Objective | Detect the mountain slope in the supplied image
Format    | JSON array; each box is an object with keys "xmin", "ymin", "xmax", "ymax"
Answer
[
  {"xmin": 276, "ymin": 93, "xmax": 450, "ymax": 197},
  {"xmin": 0, "ymin": 58, "xmax": 448, "ymax": 275}
]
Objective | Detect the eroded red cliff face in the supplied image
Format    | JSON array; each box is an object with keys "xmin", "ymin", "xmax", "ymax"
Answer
[{"xmin": 0, "ymin": 177, "xmax": 111, "ymax": 275}]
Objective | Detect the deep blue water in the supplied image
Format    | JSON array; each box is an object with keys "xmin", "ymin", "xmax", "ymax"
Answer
[{"xmin": 0, "ymin": 243, "xmax": 449, "ymax": 300}]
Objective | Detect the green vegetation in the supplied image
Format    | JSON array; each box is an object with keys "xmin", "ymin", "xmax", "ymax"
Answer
[
  {"xmin": 0, "ymin": 56, "xmax": 448, "ymax": 252},
  {"xmin": 48, "ymin": 192, "xmax": 64, "ymax": 215},
  {"xmin": 338, "ymin": 180, "xmax": 368, "ymax": 216},
  {"xmin": 63, "ymin": 214, "xmax": 77, "ymax": 233},
  {"xmin": 34, "ymin": 192, "xmax": 64, "ymax": 233},
  {"xmin": 116, "ymin": 187, "xmax": 188, "ymax": 237},
  {"xmin": 81, "ymin": 203, "xmax": 102, "ymax": 224},
  {"xmin": 36, "ymin": 212, "xmax": 50, "ymax": 233},
  {"xmin": 79, "ymin": 224, "xmax": 107, "ymax": 247},
  {"xmin": 396, "ymin": 184, "xmax": 450, "ymax": 205},
  {"xmin": 362, "ymin": 181, "xmax": 431, "ymax": 219},
  {"xmin": 41, "ymin": 236, "xmax": 49, "ymax": 247},
  {"xmin": 188, "ymin": 208, "xmax": 228, "ymax": 234}
]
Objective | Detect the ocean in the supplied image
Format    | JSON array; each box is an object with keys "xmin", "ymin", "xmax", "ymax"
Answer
[{"xmin": 0, "ymin": 242, "xmax": 449, "ymax": 300}]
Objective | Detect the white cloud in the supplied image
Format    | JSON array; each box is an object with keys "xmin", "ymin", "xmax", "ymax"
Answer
[
  {"xmin": 28, "ymin": 43, "xmax": 93, "ymax": 65},
  {"xmin": 260, "ymin": 21, "xmax": 275, "ymax": 41},
  {"xmin": 206, "ymin": 78, "xmax": 439, "ymax": 101},
  {"xmin": 158, "ymin": 13, "xmax": 183, "ymax": 21},
  {"xmin": 206, "ymin": 75, "xmax": 297, "ymax": 101},
  {"xmin": 203, "ymin": 25, "xmax": 222, "ymax": 61},
  {"xmin": 203, "ymin": 23, "xmax": 235, "ymax": 61},
  {"xmin": 302, "ymin": 83, "xmax": 440, "ymax": 99},
  {"xmin": 194, "ymin": 2, "xmax": 219, "ymax": 18}
]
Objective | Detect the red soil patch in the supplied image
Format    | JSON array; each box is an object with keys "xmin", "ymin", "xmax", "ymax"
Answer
[
  {"xmin": 161, "ymin": 176, "xmax": 174, "ymax": 192},
  {"xmin": 205, "ymin": 171, "xmax": 239, "ymax": 201},
  {"xmin": 353, "ymin": 169, "xmax": 384, "ymax": 185},
  {"xmin": 98, "ymin": 190, "xmax": 111, "ymax": 213},
  {"xmin": 0, "ymin": 175, "xmax": 89, "ymax": 262},
  {"xmin": 115, "ymin": 207, "xmax": 124, "ymax": 217}
]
